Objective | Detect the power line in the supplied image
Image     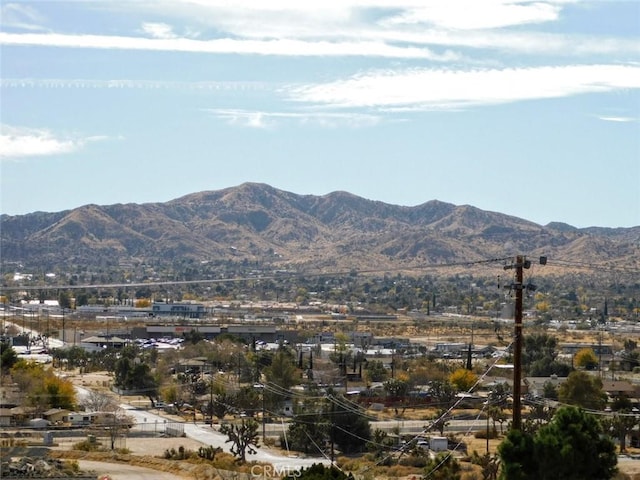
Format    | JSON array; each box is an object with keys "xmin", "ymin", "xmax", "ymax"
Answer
[{"xmin": 0, "ymin": 256, "xmax": 516, "ymax": 292}]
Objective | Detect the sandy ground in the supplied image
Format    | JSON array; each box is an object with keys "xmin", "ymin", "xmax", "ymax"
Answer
[
  {"xmin": 77, "ymin": 459, "xmax": 185, "ymax": 480},
  {"xmin": 52, "ymin": 435, "xmax": 206, "ymax": 457}
]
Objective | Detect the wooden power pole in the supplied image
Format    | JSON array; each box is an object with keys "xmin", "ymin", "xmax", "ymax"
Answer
[{"xmin": 504, "ymin": 255, "xmax": 529, "ymax": 431}]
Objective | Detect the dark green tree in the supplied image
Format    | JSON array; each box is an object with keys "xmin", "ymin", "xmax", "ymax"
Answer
[
  {"xmin": 0, "ymin": 342, "xmax": 18, "ymax": 372},
  {"xmin": 364, "ymin": 359, "xmax": 388, "ymax": 382},
  {"xmin": 296, "ymin": 463, "xmax": 352, "ymax": 480},
  {"xmin": 499, "ymin": 406, "xmax": 617, "ymax": 480},
  {"xmin": 58, "ymin": 291, "xmax": 73, "ymax": 310},
  {"xmin": 285, "ymin": 412, "xmax": 329, "ymax": 454},
  {"xmin": 522, "ymin": 333, "xmax": 571, "ymax": 376},
  {"xmin": 558, "ymin": 370, "xmax": 606, "ymax": 410},
  {"xmin": 535, "ymin": 406, "xmax": 617, "ymax": 479},
  {"xmin": 113, "ymin": 346, "xmax": 158, "ymax": 404},
  {"xmin": 383, "ymin": 378, "xmax": 409, "ymax": 398},
  {"xmin": 329, "ymin": 394, "xmax": 371, "ymax": 454},
  {"xmin": 498, "ymin": 429, "xmax": 537, "ymax": 480}
]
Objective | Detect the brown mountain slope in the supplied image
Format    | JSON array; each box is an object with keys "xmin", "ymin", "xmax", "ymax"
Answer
[{"xmin": 1, "ymin": 182, "xmax": 638, "ymax": 273}]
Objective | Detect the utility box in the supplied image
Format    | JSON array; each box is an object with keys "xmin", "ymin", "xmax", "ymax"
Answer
[{"xmin": 429, "ymin": 436, "xmax": 448, "ymax": 452}]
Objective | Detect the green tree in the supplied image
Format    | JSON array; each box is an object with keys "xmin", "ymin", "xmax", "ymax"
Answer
[
  {"xmin": 220, "ymin": 418, "xmax": 260, "ymax": 462},
  {"xmin": 424, "ymin": 452, "xmax": 461, "ymax": 480},
  {"xmin": 367, "ymin": 428, "xmax": 396, "ymax": 459},
  {"xmin": 264, "ymin": 346, "xmax": 299, "ymax": 389},
  {"xmin": 210, "ymin": 392, "xmax": 235, "ymax": 420},
  {"xmin": 535, "ymin": 406, "xmax": 617, "ymax": 479},
  {"xmin": 470, "ymin": 452, "xmax": 500, "ymax": 480},
  {"xmin": 330, "ymin": 394, "xmax": 371, "ymax": 454},
  {"xmin": 558, "ymin": 371, "xmax": 606, "ymax": 410},
  {"xmin": 523, "ymin": 333, "xmax": 571, "ymax": 376},
  {"xmin": 296, "ymin": 464, "xmax": 352, "ymax": 480},
  {"xmin": 0, "ymin": 342, "xmax": 18, "ymax": 372},
  {"xmin": 499, "ymin": 406, "xmax": 617, "ymax": 480},
  {"xmin": 285, "ymin": 411, "xmax": 329, "ymax": 454},
  {"xmin": 600, "ymin": 411, "xmax": 638, "ymax": 453},
  {"xmin": 113, "ymin": 346, "xmax": 158, "ymax": 404},
  {"xmin": 383, "ymin": 378, "xmax": 409, "ymax": 398},
  {"xmin": 542, "ymin": 380, "xmax": 558, "ymax": 400},
  {"xmin": 427, "ymin": 408, "xmax": 451, "ymax": 436},
  {"xmin": 498, "ymin": 429, "xmax": 537, "ymax": 480},
  {"xmin": 364, "ymin": 359, "xmax": 388, "ymax": 382},
  {"xmin": 58, "ymin": 291, "xmax": 73, "ymax": 310},
  {"xmin": 428, "ymin": 379, "xmax": 456, "ymax": 408}
]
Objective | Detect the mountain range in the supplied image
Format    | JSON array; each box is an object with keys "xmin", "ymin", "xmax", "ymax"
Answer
[{"xmin": 1, "ymin": 183, "xmax": 638, "ymax": 275}]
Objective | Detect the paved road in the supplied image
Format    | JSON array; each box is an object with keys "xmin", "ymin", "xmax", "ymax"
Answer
[
  {"xmin": 122, "ymin": 405, "xmax": 330, "ymax": 469},
  {"xmin": 78, "ymin": 459, "xmax": 182, "ymax": 480}
]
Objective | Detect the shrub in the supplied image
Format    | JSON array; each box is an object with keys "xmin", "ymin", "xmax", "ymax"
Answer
[
  {"xmin": 73, "ymin": 439, "xmax": 102, "ymax": 451},
  {"xmin": 399, "ymin": 456, "xmax": 428, "ymax": 468},
  {"xmin": 198, "ymin": 445, "xmax": 221, "ymax": 461},
  {"xmin": 163, "ymin": 445, "xmax": 195, "ymax": 460},
  {"xmin": 474, "ymin": 427, "xmax": 498, "ymax": 439}
]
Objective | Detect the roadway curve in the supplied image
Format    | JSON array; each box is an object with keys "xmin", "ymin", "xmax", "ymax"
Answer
[
  {"xmin": 122, "ymin": 405, "xmax": 330, "ymax": 470},
  {"xmin": 78, "ymin": 460, "xmax": 182, "ymax": 480}
]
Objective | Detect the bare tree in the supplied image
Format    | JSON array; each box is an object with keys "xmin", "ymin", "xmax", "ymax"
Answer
[
  {"xmin": 96, "ymin": 407, "xmax": 134, "ymax": 450},
  {"xmin": 80, "ymin": 390, "xmax": 117, "ymax": 413},
  {"xmin": 83, "ymin": 392, "xmax": 133, "ymax": 450}
]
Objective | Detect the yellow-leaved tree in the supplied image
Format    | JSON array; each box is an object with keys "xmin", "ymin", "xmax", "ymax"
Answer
[
  {"xmin": 449, "ymin": 368, "xmax": 478, "ymax": 392},
  {"xmin": 574, "ymin": 348, "xmax": 599, "ymax": 370}
]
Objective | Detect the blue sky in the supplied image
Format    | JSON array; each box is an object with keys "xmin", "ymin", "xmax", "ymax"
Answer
[{"xmin": 1, "ymin": 0, "xmax": 639, "ymax": 228}]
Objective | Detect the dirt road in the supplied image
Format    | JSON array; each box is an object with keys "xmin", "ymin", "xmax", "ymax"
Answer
[{"xmin": 78, "ymin": 460, "xmax": 185, "ymax": 480}]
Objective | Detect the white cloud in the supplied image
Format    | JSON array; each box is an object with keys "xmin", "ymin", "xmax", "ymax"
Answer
[
  {"xmin": 2, "ymin": 0, "xmax": 634, "ymax": 60},
  {"xmin": 0, "ymin": 32, "xmax": 455, "ymax": 59},
  {"xmin": 206, "ymin": 109, "xmax": 382, "ymax": 128},
  {"xmin": 597, "ymin": 116, "xmax": 636, "ymax": 123},
  {"xmin": 141, "ymin": 22, "xmax": 177, "ymax": 39},
  {"xmin": 145, "ymin": 0, "xmax": 571, "ymax": 32},
  {"xmin": 379, "ymin": 1, "xmax": 562, "ymax": 30},
  {"xmin": 0, "ymin": 3, "xmax": 47, "ymax": 31},
  {"xmin": 0, "ymin": 126, "xmax": 104, "ymax": 160},
  {"xmin": 289, "ymin": 64, "xmax": 640, "ymax": 110}
]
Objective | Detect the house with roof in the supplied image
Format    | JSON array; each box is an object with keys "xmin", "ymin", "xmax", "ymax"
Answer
[
  {"xmin": 0, "ymin": 408, "xmax": 13, "ymax": 427},
  {"xmin": 601, "ymin": 380, "xmax": 638, "ymax": 403},
  {"xmin": 524, "ymin": 375, "xmax": 567, "ymax": 398},
  {"xmin": 43, "ymin": 408, "xmax": 69, "ymax": 424}
]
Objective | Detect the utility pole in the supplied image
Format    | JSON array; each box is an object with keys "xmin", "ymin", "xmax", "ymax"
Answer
[
  {"xmin": 330, "ymin": 396, "xmax": 335, "ymax": 466},
  {"xmin": 210, "ymin": 362, "xmax": 214, "ymax": 426},
  {"xmin": 503, "ymin": 255, "xmax": 528, "ymax": 431},
  {"xmin": 502, "ymin": 255, "xmax": 546, "ymax": 430},
  {"xmin": 261, "ymin": 384, "xmax": 266, "ymax": 442}
]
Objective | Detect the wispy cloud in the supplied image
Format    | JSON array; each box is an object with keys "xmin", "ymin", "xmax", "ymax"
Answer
[
  {"xmin": 0, "ymin": 125, "xmax": 107, "ymax": 160},
  {"xmin": 140, "ymin": 0, "xmax": 571, "ymax": 34},
  {"xmin": 205, "ymin": 109, "xmax": 382, "ymax": 128},
  {"xmin": 597, "ymin": 116, "xmax": 636, "ymax": 123},
  {"xmin": 290, "ymin": 65, "xmax": 640, "ymax": 110},
  {"xmin": 0, "ymin": 3, "xmax": 48, "ymax": 31},
  {"xmin": 0, "ymin": 32, "xmax": 456, "ymax": 60},
  {"xmin": 0, "ymin": 78, "xmax": 271, "ymax": 91},
  {"xmin": 2, "ymin": 0, "xmax": 636, "ymax": 59},
  {"xmin": 378, "ymin": 0, "xmax": 562, "ymax": 30}
]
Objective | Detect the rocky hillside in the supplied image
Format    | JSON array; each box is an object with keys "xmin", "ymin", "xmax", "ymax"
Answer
[{"xmin": 1, "ymin": 183, "xmax": 638, "ymax": 274}]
